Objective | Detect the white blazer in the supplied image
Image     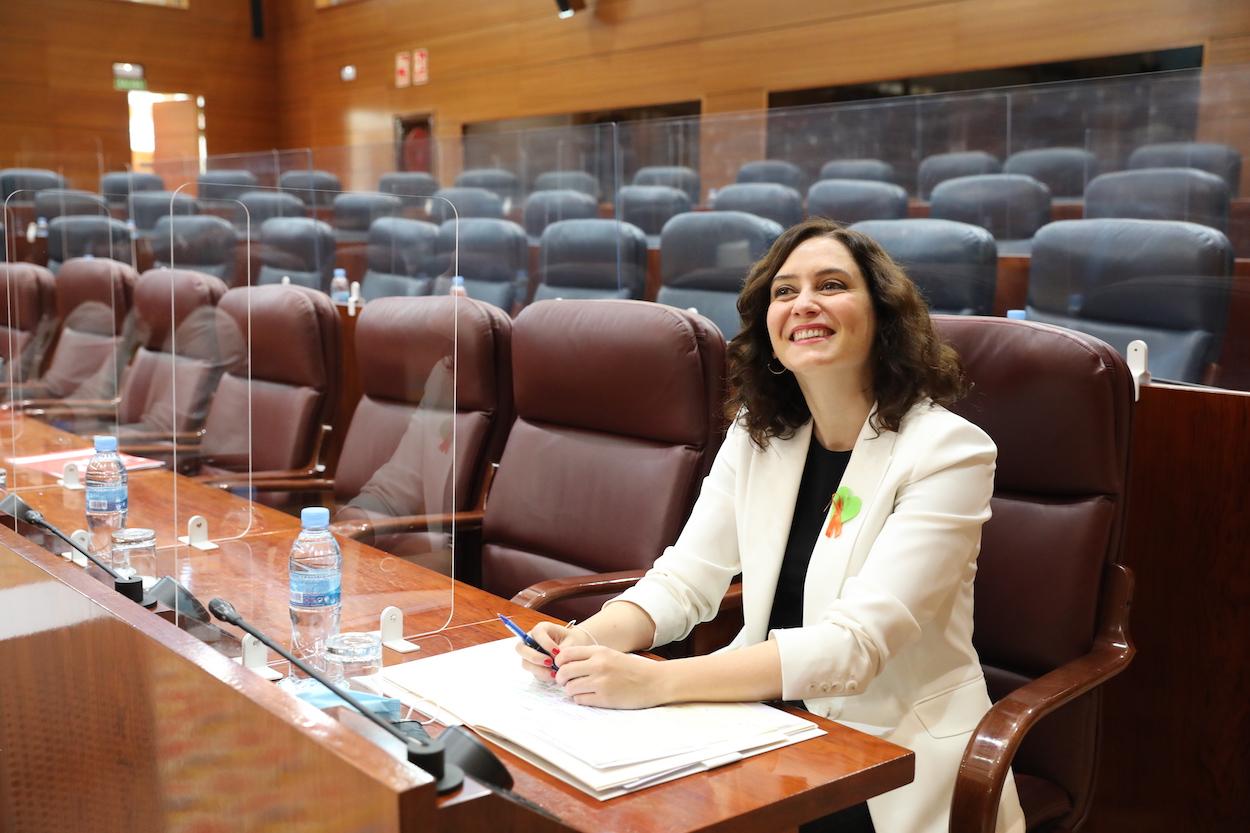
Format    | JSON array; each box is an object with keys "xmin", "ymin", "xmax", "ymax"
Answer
[{"xmin": 615, "ymin": 400, "xmax": 1026, "ymax": 833}]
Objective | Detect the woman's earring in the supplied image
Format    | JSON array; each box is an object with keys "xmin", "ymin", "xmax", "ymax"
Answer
[{"xmin": 767, "ymin": 357, "xmax": 787, "ymax": 376}]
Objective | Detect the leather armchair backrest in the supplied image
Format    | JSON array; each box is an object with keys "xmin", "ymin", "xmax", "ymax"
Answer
[
  {"xmin": 522, "ymin": 190, "xmax": 598, "ymax": 238},
  {"xmin": 129, "ymin": 191, "xmax": 198, "ymax": 232},
  {"xmin": 100, "ymin": 171, "xmax": 164, "ymax": 204},
  {"xmin": 428, "ymin": 188, "xmax": 505, "ymax": 224},
  {"xmin": 335, "ymin": 296, "xmax": 514, "ymax": 505},
  {"xmin": 1128, "ymin": 141, "xmax": 1242, "ymax": 197},
  {"xmin": 482, "ymin": 299, "xmax": 726, "ymax": 619},
  {"xmin": 197, "ymin": 170, "xmax": 260, "ymax": 203},
  {"xmin": 618, "ymin": 185, "xmax": 691, "ymax": 237},
  {"xmin": 633, "ymin": 165, "xmax": 700, "ymax": 203},
  {"xmin": 535, "ymin": 219, "xmax": 647, "ymax": 299},
  {"xmin": 736, "ymin": 159, "xmax": 805, "ymax": 192},
  {"xmin": 1084, "ymin": 168, "xmax": 1230, "ymax": 233},
  {"xmin": 256, "ymin": 217, "xmax": 337, "ymax": 292},
  {"xmin": 378, "ymin": 171, "xmax": 439, "ymax": 197},
  {"xmin": 41, "ymin": 258, "xmax": 139, "ymax": 399},
  {"xmin": 33, "ymin": 189, "xmax": 109, "ymax": 220},
  {"xmin": 46, "ymin": 217, "xmax": 133, "ymax": 272},
  {"xmin": 807, "ymin": 179, "xmax": 908, "ymax": 225},
  {"xmin": 657, "ymin": 211, "xmax": 782, "ymax": 336},
  {"xmin": 930, "ymin": 174, "xmax": 1052, "ymax": 241},
  {"xmin": 151, "ymin": 215, "xmax": 238, "ymax": 283},
  {"xmin": 278, "ymin": 169, "xmax": 342, "ymax": 206},
  {"xmin": 818, "ymin": 158, "xmax": 896, "ymax": 184},
  {"xmin": 200, "ymin": 284, "xmax": 339, "ymax": 471},
  {"xmin": 433, "ymin": 218, "xmax": 527, "ymax": 310},
  {"xmin": 917, "ymin": 151, "xmax": 1002, "ymax": 199},
  {"xmin": 1026, "ymin": 218, "xmax": 1233, "ymax": 382},
  {"xmin": 332, "ymin": 193, "xmax": 403, "ymax": 233},
  {"xmin": 1004, "ymin": 148, "xmax": 1099, "ymax": 198},
  {"xmin": 454, "ymin": 168, "xmax": 521, "ymax": 203},
  {"xmin": 935, "ymin": 314, "xmax": 1133, "ymax": 829},
  {"xmin": 0, "ymin": 263, "xmax": 55, "ymax": 381},
  {"xmin": 533, "ymin": 170, "xmax": 600, "ymax": 200},
  {"xmin": 850, "ymin": 218, "xmax": 997, "ymax": 315},
  {"xmin": 236, "ymin": 191, "xmax": 307, "ymax": 228},
  {"xmin": 1, "ymin": 168, "xmax": 67, "ymax": 201},
  {"xmin": 119, "ymin": 268, "xmax": 230, "ymax": 428},
  {"xmin": 712, "ymin": 183, "xmax": 804, "ymax": 228}
]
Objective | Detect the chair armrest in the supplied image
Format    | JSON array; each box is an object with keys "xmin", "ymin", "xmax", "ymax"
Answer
[
  {"xmin": 331, "ymin": 511, "xmax": 485, "ymax": 545},
  {"xmin": 6, "ymin": 397, "xmax": 117, "ymax": 416},
  {"xmin": 241, "ymin": 477, "xmax": 335, "ymax": 492},
  {"xmin": 510, "ymin": 570, "xmax": 649, "ymax": 610},
  {"xmin": 512, "ymin": 572, "xmax": 745, "ymax": 615},
  {"xmin": 949, "ymin": 563, "xmax": 1135, "ymax": 833}
]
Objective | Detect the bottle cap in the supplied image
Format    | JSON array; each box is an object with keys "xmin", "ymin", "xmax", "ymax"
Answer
[
  {"xmin": 1006, "ymin": 309, "xmax": 1027, "ymax": 320},
  {"xmin": 334, "ymin": 268, "xmax": 347, "ymax": 278},
  {"xmin": 300, "ymin": 506, "xmax": 331, "ymax": 529},
  {"xmin": 93, "ymin": 435, "xmax": 118, "ymax": 452}
]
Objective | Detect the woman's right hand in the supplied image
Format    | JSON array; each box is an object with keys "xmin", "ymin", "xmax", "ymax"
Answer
[{"xmin": 516, "ymin": 621, "xmax": 597, "ymax": 683}]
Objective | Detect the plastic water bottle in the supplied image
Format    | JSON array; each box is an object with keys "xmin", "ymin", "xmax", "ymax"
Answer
[
  {"xmin": 35, "ymin": 216, "xmax": 48, "ymax": 238},
  {"xmin": 450, "ymin": 275, "xmax": 467, "ymax": 297},
  {"xmin": 1006, "ymin": 309, "xmax": 1027, "ymax": 320},
  {"xmin": 330, "ymin": 268, "xmax": 350, "ymax": 302},
  {"xmin": 84, "ymin": 435, "xmax": 128, "ymax": 559},
  {"xmin": 289, "ymin": 506, "xmax": 342, "ymax": 673}
]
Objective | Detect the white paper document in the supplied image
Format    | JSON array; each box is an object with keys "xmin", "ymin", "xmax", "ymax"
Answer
[{"xmin": 380, "ymin": 638, "xmax": 824, "ymax": 799}]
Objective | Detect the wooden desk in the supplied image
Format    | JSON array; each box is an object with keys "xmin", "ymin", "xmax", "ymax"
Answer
[{"xmin": 1, "ymin": 416, "xmax": 916, "ymax": 833}]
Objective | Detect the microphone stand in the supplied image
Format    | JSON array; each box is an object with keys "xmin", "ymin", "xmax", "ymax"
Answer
[
  {"xmin": 207, "ymin": 597, "xmax": 464, "ymax": 794},
  {"xmin": 1, "ymin": 493, "xmax": 145, "ymax": 603}
]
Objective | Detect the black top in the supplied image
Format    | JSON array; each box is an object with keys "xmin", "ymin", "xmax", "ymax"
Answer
[{"xmin": 767, "ymin": 436, "xmax": 853, "ymax": 634}]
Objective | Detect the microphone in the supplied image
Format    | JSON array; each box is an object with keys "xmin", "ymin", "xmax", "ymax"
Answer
[
  {"xmin": 1, "ymin": 492, "xmax": 145, "ymax": 603},
  {"xmin": 209, "ymin": 597, "xmax": 509, "ymax": 794}
]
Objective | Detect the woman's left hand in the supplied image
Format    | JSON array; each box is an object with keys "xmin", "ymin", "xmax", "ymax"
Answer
[{"xmin": 553, "ymin": 645, "xmax": 665, "ymax": 709}]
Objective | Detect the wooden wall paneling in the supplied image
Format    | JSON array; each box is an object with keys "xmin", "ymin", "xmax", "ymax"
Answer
[
  {"xmin": 700, "ymin": 90, "xmax": 768, "ymax": 198},
  {"xmin": 0, "ymin": 0, "xmax": 278, "ymax": 195},
  {"xmin": 1199, "ymin": 38, "xmax": 1250, "ymax": 195},
  {"xmin": 1087, "ymin": 384, "xmax": 1250, "ymax": 832},
  {"xmin": 271, "ymin": 0, "xmax": 1250, "ymax": 165}
]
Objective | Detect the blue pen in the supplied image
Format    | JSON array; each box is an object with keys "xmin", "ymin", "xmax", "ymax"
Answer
[{"xmin": 498, "ymin": 614, "xmax": 558, "ymax": 669}]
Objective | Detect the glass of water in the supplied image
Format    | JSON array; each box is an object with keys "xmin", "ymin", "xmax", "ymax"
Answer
[
  {"xmin": 110, "ymin": 528, "xmax": 157, "ymax": 587},
  {"xmin": 323, "ymin": 632, "xmax": 383, "ymax": 688}
]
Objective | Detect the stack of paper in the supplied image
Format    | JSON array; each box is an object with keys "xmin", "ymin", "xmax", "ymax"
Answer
[{"xmin": 380, "ymin": 638, "xmax": 824, "ymax": 799}]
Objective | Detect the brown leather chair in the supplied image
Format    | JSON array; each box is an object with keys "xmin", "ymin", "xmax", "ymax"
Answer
[
  {"xmin": 935, "ymin": 315, "xmax": 1136, "ymax": 833},
  {"xmin": 37, "ymin": 268, "xmax": 231, "ymax": 437},
  {"xmin": 485, "ymin": 299, "xmax": 726, "ymax": 621},
  {"xmin": 191, "ymin": 283, "xmax": 339, "ymax": 479},
  {"xmin": 0, "ymin": 263, "xmax": 56, "ymax": 384},
  {"xmin": 325, "ymin": 296, "xmax": 513, "ymax": 569},
  {"xmin": 3, "ymin": 258, "xmax": 139, "ymax": 403}
]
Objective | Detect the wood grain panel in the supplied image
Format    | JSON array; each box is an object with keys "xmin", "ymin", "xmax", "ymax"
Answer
[
  {"xmin": 274, "ymin": 0, "xmax": 1250, "ymax": 157},
  {"xmin": 0, "ymin": 0, "xmax": 277, "ymax": 191},
  {"xmin": 1087, "ymin": 383, "xmax": 1250, "ymax": 832}
]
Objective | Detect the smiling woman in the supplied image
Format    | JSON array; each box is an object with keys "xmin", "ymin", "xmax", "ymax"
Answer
[{"xmin": 515, "ymin": 218, "xmax": 1025, "ymax": 833}]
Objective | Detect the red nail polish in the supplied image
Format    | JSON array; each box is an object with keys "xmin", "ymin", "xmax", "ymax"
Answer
[
  {"xmin": 552, "ymin": 647, "xmax": 560, "ymax": 655},
  {"xmin": 549, "ymin": 669, "xmax": 556, "ymax": 678},
  {"xmin": 543, "ymin": 658, "xmax": 552, "ymax": 666}
]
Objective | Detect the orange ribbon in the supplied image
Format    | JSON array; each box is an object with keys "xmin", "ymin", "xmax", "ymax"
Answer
[{"xmin": 824, "ymin": 495, "xmax": 843, "ymax": 538}]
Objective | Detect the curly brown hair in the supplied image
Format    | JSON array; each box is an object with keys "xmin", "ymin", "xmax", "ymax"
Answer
[{"xmin": 725, "ymin": 218, "xmax": 967, "ymax": 448}]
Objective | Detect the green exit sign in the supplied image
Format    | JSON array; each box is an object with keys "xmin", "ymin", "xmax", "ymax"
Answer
[{"xmin": 114, "ymin": 77, "xmax": 147, "ymax": 91}]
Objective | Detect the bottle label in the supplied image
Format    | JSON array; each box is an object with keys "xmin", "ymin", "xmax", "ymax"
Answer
[
  {"xmin": 290, "ymin": 572, "xmax": 341, "ymax": 607},
  {"xmin": 85, "ymin": 485, "xmax": 128, "ymax": 514}
]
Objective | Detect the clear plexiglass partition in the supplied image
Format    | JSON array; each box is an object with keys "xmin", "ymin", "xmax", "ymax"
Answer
[{"xmin": 2, "ymin": 64, "xmax": 1249, "ymax": 664}]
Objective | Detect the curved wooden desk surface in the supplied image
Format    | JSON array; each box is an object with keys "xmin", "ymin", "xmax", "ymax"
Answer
[{"xmin": 0, "ymin": 415, "xmax": 915, "ymax": 833}]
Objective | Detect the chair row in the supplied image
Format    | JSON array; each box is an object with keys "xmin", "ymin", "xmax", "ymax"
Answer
[
  {"xmin": 0, "ymin": 261, "xmax": 339, "ymax": 483},
  {"xmin": 11, "ymin": 208, "xmax": 1235, "ymax": 386},
  {"xmin": 237, "ymin": 292, "xmax": 1133, "ymax": 833}
]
